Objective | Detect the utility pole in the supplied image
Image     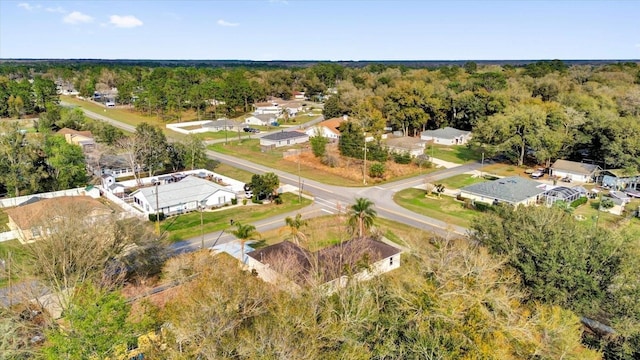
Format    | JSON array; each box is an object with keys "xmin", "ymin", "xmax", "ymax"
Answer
[
  {"xmin": 481, "ymin": 152, "xmax": 484, "ymax": 178},
  {"xmin": 155, "ymin": 182, "xmax": 160, "ymax": 235},
  {"xmin": 200, "ymin": 203, "xmax": 205, "ymax": 249},
  {"xmin": 298, "ymin": 149, "xmax": 302, "ymax": 203}
]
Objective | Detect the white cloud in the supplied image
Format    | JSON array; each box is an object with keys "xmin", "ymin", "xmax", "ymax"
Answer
[
  {"xmin": 46, "ymin": 6, "xmax": 66, "ymax": 13},
  {"xmin": 63, "ymin": 11, "xmax": 94, "ymax": 24},
  {"xmin": 18, "ymin": 2, "xmax": 39, "ymax": 11},
  {"xmin": 109, "ymin": 15, "xmax": 143, "ymax": 28},
  {"xmin": 217, "ymin": 19, "xmax": 239, "ymax": 27}
]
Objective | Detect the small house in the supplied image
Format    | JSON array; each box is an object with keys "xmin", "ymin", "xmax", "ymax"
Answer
[
  {"xmin": 383, "ymin": 136, "xmax": 427, "ymax": 157},
  {"xmin": 260, "ymin": 131, "xmax": 309, "ymax": 150},
  {"xmin": 130, "ymin": 176, "xmax": 236, "ymax": 216},
  {"xmin": 550, "ymin": 160, "xmax": 601, "ymax": 183},
  {"xmin": 57, "ymin": 128, "xmax": 95, "ymax": 150},
  {"xmin": 420, "ymin": 127, "xmax": 472, "ymax": 146},
  {"xmin": 601, "ymin": 169, "xmax": 640, "ymax": 191},
  {"xmin": 304, "ymin": 117, "xmax": 345, "ymax": 141},
  {"xmin": 201, "ymin": 119, "xmax": 241, "ymax": 132},
  {"xmin": 245, "ymin": 114, "xmax": 277, "ymax": 127}
]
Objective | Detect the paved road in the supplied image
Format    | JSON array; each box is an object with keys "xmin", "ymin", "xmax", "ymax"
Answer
[{"xmin": 61, "ymin": 101, "xmax": 137, "ymax": 133}]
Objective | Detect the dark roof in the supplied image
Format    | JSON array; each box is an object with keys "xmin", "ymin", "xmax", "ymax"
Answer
[
  {"xmin": 551, "ymin": 160, "xmax": 601, "ymax": 175},
  {"xmin": 247, "ymin": 238, "xmax": 401, "ymax": 285},
  {"xmin": 461, "ymin": 176, "xmax": 546, "ymax": 204},
  {"xmin": 261, "ymin": 131, "xmax": 309, "ymax": 141}
]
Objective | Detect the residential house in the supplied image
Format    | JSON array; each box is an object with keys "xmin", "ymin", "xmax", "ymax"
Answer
[
  {"xmin": 130, "ymin": 176, "xmax": 236, "ymax": 216},
  {"xmin": 459, "ymin": 176, "xmax": 546, "ymax": 206},
  {"xmin": 293, "ymin": 91, "xmax": 306, "ymax": 100},
  {"xmin": 57, "ymin": 128, "xmax": 95, "ymax": 150},
  {"xmin": 246, "ymin": 237, "xmax": 402, "ymax": 289},
  {"xmin": 550, "ymin": 160, "xmax": 601, "ymax": 183},
  {"xmin": 5, "ymin": 196, "xmax": 113, "ymax": 243},
  {"xmin": 101, "ymin": 174, "xmax": 125, "ymax": 196},
  {"xmin": 420, "ymin": 127, "xmax": 472, "ymax": 145},
  {"xmin": 245, "ymin": 114, "xmax": 277, "ymax": 127},
  {"xmin": 601, "ymin": 169, "xmax": 640, "ymax": 190},
  {"xmin": 304, "ymin": 117, "xmax": 345, "ymax": 141},
  {"xmin": 201, "ymin": 119, "xmax": 242, "ymax": 132},
  {"xmin": 85, "ymin": 151, "xmax": 139, "ymax": 179},
  {"xmin": 252, "ymin": 102, "xmax": 282, "ymax": 115},
  {"xmin": 384, "ymin": 136, "xmax": 427, "ymax": 157},
  {"xmin": 260, "ymin": 131, "xmax": 309, "ymax": 150}
]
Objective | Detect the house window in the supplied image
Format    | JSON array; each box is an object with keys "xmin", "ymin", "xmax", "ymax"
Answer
[{"xmin": 389, "ymin": 256, "xmax": 393, "ymax": 266}]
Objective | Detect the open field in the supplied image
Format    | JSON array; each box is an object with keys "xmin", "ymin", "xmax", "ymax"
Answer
[
  {"xmin": 210, "ymin": 141, "xmax": 436, "ymax": 187},
  {"xmin": 161, "ymin": 193, "xmax": 311, "ymax": 242},
  {"xmin": 393, "ymin": 188, "xmax": 478, "ymax": 228}
]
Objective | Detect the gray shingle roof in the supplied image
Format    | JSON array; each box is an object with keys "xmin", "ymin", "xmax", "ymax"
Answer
[
  {"xmin": 421, "ymin": 127, "xmax": 470, "ymax": 140},
  {"xmin": 461, "ymin": 176, "xmax": 546, "ymax": 204},
  {"xmin": 133, "ymin": 176, "xmax": 233, "ymax": 210},
  {"xmin": 551, "ymin": 160, "xmax": 601, "ymax": 175},
  {"xmin": 261, "ymin": 131, "xmax": 309, "ymax": 141}
]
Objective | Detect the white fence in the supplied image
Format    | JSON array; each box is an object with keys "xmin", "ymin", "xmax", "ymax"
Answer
[
  {"xmin": 101, "ymin": 189, "xmax": 146, "ymax": 220},
  {"xmin": 0, "ymin": 231, "xmax": 17, "ymax": 242},
  {"xmin": 0, "ymin": 187, "xmax": 100, "ymax": 208},
  {"xmin": 166, "ymin": 120, "xmax": 211, "ymax": 135}
]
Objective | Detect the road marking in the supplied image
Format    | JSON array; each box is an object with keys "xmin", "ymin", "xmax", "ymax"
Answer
[{"xmin": 321, "ymin": 209, "xmax": 334, "ymax": 214}]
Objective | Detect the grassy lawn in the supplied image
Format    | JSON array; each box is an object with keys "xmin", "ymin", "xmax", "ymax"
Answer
[
  {"xmin": 213, "ymin": 163, "xmax": 255, "ymax": 184},
  {"xmin": 394, "ymin": 188, "xmax": 479, "ymax": 228},
  {"xmin": 428, "ymin": 144, "xmax": 483, "ymax": 164},
  {"xmin": 161, "ymin": 193, "xmax": 311, "ymax": 242},
  {"xmin": 438, "ymin": 174, "xmax": 487, "ymax": 189},
  {"xmin": 0, "ymin": 239, "xmax": 32, "ymax": 287},
  {"xmin": 61, "ymin": 95, "xmax": 161, "ymax": 128},
  {"xmin": 0, "ymin": 209, "xmax": 9, "ymax": 232},
  {"xmin": 573, "ymin": 198, "xmax": 640, "ymax": 235}
]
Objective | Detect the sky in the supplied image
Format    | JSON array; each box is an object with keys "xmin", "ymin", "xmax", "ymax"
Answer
[{"xmin": 0, "ymin": 0, "xmax": 639, "ymax": 61}]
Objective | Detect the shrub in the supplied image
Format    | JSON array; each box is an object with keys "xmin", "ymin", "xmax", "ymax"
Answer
[
  {"xmin": 474, "ymin": 202, "xmax": 493, "ymax": 212},
  {"xmin": 273, "ymin": 196, "xmax": 283, "ymax": 205},
  {"xmin": 148, "ymin": 213, "xmax": 166, "ymax": 222},
  {"xmin": 369, "ymin": 162, "xmax": 386, "ymax": 178},
  {"xmin": 413, "ymin": 155, "xmax": 433, "ymax": 168},
  {"xmin": 242, "ymin": 199, "xmax": 248, "ymax": 205},
  {"xmin": 570, "ymin": 196, "xmax": 587, "ymax": 208},
  {"xmin": 231, "ymin": 198, "xmax": 238, "ymax": 205},
  {"xmin": 321, "ymin": 154, "xmax": 338, "ymax": 168},
  {"xmin": 251, "ymin": 196, "xmax": 263, "ymax": 204},
  {"xmin": 393, "ymin": 151, "xmax": 412, "ymax": 164},
  {"xmin": 310, "ymin": 135, "xmax": 328, "ymax": 157}
]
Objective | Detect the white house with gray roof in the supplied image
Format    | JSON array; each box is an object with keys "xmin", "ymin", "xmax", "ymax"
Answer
[
  {"xmin": 550, "ymin": 159, "xmax": 601, "ymax": 183},
  {"xmin": 130, "ymin": 176, "xmax": 236, "ymax": 216},
  {"xmin": 421, "ymin": 127, "xmax": 472, "ymax": 145},
  {"xmin": 459, "ymin": 176, "xmax": 546, "ymax": 206},
  {"xmin": 245, "ymin": 114, "xmax": 277, "ymax": 126},
  {"xmin": 260, "ymin": 131, "xmax": 309, "ymax": 149}
]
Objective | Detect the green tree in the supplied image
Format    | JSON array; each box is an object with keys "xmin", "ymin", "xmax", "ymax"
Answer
[
  {"xmin": 182, "ymin": 134, "xmax": 207, "ymax": 170},
  {"xmin": 32, "ymin": 76, "xmax": 58, "ymax": 111},
  {"xmin": 369, "ymin": 162, "xmax": 385, "ymax": 178},
  {"xmin": 0, "ymin": 122, "xmax": 42, "ymax": 196},
  {"xmin": 310, "ymin": 133, "xmax": 328, "ymax": 157},
  {"xmin": 347, "ymin": 197, "xmax": 377, "ymax": 238},
  {"xmin": 229, "ymin": 222, "xmax": 261, "ymax": 263},
  {"xmin": 42, "ymin": 283, "xmax": 136, "ymax": 360},
  {"xmin": 282, "ymin": 213, "xmax": 308, "ymax": 246},
  {"xmin": 134, "ymin": 122, "xmax": 168, "ymax": 177},
  {"xmin": 338, "ymin": 121, "xmax": 365, "ymax": 159},
  {"xmin": 322, "ymin": 94, "xmax": 345, "ymax": 119},
  {"xmin": 44, "ymin": 135, "xmax": 87, "ymax": 190}
]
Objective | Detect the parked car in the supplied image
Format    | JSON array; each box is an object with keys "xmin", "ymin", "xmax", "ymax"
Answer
[
  {"xmin": 530, "ymin": 171, "xmax": 544, "ymax": 179},
  {"xmin": 561, "ymin": 176, "xmax": 572, "ymax": 183},
  {"xmin": 243, "ymin": 127, "xmax": 260, "ymax": 133}
]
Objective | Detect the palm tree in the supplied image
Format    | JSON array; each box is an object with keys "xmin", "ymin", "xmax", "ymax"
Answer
[
  {"xmin": 282, "ymin": 213, "xmax": 308, "ymax": 246},
  {"xmin": 229, "ymin": 222, "xmax": 261, "ymax": 263},
  {"xmin": 347, "ymin": 198, "xmax": 377, "ymax": 239}
]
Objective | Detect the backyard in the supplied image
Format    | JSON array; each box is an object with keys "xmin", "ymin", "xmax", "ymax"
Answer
[
  {"xmin": 436, "ymin": 174, "xmax": 487, "ymax": 189},
  {"xmin": 394, "ymin": 188, "xmax": 479, "ymax": 228},
  {"xmin": 427, "ymin": 144, "xmax": 484, "ymax": 164}
]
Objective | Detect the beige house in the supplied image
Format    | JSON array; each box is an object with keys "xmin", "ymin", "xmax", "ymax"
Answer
[
  {"xmin": 550, "ymin": 160, "xmax": 601, "ymax": 183},
  {"xmin": 57, "ymin": 128, "xmax": 95, "ymax": 150},
  {"xmin": 5, "ymin": 196, "xmax": 113, "ymax": 243}
]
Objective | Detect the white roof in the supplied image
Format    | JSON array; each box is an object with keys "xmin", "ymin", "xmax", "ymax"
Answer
[{"xmin": 132, "ymin": 176, "xmax": 234, "ymax": 210}]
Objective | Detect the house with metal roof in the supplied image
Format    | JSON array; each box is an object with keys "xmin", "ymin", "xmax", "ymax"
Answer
[
  {"xmin": 550, "ymin": 160, "xmax": 601, "ymax": 183},
  {"xmin": 601, "ymin": 169, "xmax": 640, "ymax": 190},
  {"xmin": 246, "ymin": 237, "xmax": 402, "ymax": 289},
  {"xmin": 459, "ymin": 176, "xmax": 546, "ymax": 206},
  {"xmin": 245, "ymin": 113, "xmax": 277, "ymax": 126},
  {"xmin": 420, "ymin": 127, "xmax": 472, "ymax": 145},
  {"xmin": 130, "ymin": 176, "xmax": 236, "ymax": 216},
  {"xmin": 260, "ymin": 130, "xmax": 309, "ymax": 149}
]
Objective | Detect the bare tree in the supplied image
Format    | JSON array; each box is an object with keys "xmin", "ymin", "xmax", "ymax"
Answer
[{"xmin": 114, "ymin": 136, "xmax": 142, "ymax": 186}]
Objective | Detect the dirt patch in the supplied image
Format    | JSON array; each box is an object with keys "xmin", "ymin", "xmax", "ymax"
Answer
[{"xmin": 283, "ymin": 144, "xmax": 425, "ymax": 183}]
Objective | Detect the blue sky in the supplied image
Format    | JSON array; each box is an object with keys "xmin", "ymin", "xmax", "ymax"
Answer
[{"xmin": 1, "ymin": 0, "xmax": 638, "ymax": 60}]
